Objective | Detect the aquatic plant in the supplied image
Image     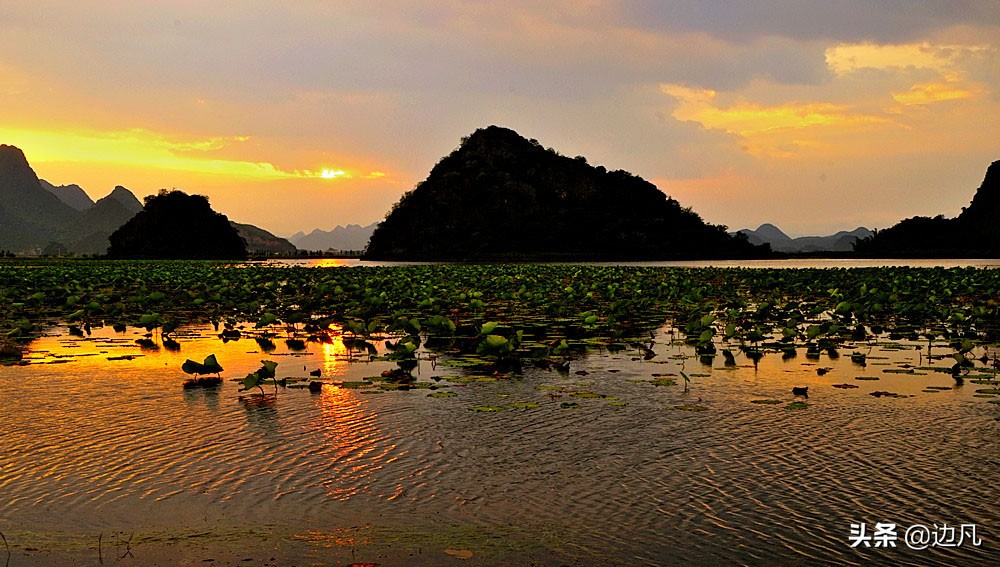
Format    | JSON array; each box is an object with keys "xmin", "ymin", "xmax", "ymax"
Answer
[
  {"xmin": 240, "ymin": 360, "xmax": 279, "ymax": 397},
  {"xmin": 182, "ymin": 354, "xmax": 224, "ymax": 377},
  {"xmin": 181, "ymin": 354, "xmax": 224, "ymax": 388},
  {"xmin": 3, "ymin": 261, "xmax": 1000, "ymax": 368}
]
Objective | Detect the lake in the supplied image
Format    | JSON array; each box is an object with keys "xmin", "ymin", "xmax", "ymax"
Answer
[
  {"xmin": 2, "ymin": 316, "xmax": 997, "ymax": 565},
  {"xmin": 261, "ymin": 258, "xmax": 1000, "ymax": 269}
]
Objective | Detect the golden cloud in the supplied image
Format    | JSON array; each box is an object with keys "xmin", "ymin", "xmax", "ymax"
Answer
[
  {"xmin": 661, "ymin": 83, "xmax": 889, "ymax": 157},
  {"xmin": 0, "ymin": 126, "xmax": 360, "ymax": 181},
  {"xmin": 824, "ymin": 42, "xmax": 990, "ymax": 75},
  {"xmin": 827, "ymin": 40, "xmax": 991, "ymax": 109},
  {"xmin": 891, "ymin": 78, "xmax": 980, "ymax": 106}
]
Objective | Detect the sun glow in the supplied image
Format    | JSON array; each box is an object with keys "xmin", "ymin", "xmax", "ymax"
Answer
[{"xmin": 0, "ymin": 125, "xmax": 376, "ymax": 185}]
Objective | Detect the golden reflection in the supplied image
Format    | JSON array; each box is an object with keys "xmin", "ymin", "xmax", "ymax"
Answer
[
  {"xmin": 321, "ymin": 330, "xmax": 350, "ymax": 379},
  {"xmin": 310, "ymin": 258, "xmax": 356, "ymax": 268},
  {"xmin": 314, "ymin": 384, "xmax": 390, "ymax": 501},
  {"xmin": 290, "ymin": 526, "xmax": 373, "ymax": 549}
]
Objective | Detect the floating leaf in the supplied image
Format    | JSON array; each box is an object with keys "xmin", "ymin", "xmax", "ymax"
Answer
[
  {"xmin": 469, "ymin": 405, "xmax": 506, "ymax": 412},
  {"xmin": 181, "ymin": 359, "xmax": 207, "ymax": 375},
  {"xmin": 444, "ymin": 549, "xmax": 474, "ymax": 559},
  {"xmin": 428, "ymin": 391, "xmax": 457, "ymax": 398}
]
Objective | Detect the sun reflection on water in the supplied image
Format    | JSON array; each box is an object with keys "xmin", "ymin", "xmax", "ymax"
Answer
[
  {"xmin": 290, "ymin": 525, "xmax": 373, "ymax": 549},
  {"xmin": 320, "ymin": 335, "xmax": 349, "ymax": 379},
  {"xmin": 312, "ymin": 381, "xmax": 396, "ymax": 501}
]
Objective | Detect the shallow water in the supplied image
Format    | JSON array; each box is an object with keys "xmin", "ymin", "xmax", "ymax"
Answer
[
  {"xmin": 1, "ymin": 324, "xmax": 998, "ymax": 566},
  {"xmin": 262, "ymin": 258, "xmax": 1000, "ymax": 269}
]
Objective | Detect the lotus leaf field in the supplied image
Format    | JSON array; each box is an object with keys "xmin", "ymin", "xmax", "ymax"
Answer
[{"xmin": 3, "ymin": 261, "xmax": 1000, "ymax": 366}]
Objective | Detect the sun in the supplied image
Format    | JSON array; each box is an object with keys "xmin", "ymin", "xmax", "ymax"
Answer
[{"xmin": 320, "ymin": 169, "xmax": 345, "ymax": 179}]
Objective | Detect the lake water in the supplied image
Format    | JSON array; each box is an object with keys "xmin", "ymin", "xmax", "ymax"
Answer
[
  {"xmin": 2, "ymin": 321, "xmax": 997, "ymax": 565},
  {"xmin": 261, "ymin": 258, "xmax": 1000, "ymax": 269}
]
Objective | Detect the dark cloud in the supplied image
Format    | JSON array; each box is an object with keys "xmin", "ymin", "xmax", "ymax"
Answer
[{"xmin": 620, "ymin": 0, "xmax": 1000, "ymax": 43}]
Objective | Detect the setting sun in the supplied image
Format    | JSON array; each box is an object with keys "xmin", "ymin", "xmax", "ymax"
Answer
[{"xmin": 321, "ymin": 169, "xmax": 346, "ymax": 179}]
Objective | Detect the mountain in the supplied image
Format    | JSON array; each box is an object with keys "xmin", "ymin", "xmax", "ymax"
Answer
[
  {"xmin": 737, "ymin": 223, "xmax": 794, "ymax": 249},
  {"xmin": 232, "ymin": 222, "xmax": 297, "ymax": 255},
  {"xmin": 855, "ymin": 160, "xmax": 1000, "ymax": 257},
  {"xmin": 0, "ymin": 145, "xmax": 82, "ymax": 253},
  {"xmin": 736, "ymin": 224, "xmax": 872, "ymax": 253},
  {"xmin": 1, "ymin": 144, "xmax": 302, "ymax": 257},
  {"xmin": 108, "ymin": 190, "xmax": 247, "ymax": 259},
  {"xmin": 364, "ymin": 126, "xmax": 766, "ymax": 260},
  {"xmin": 105, "ymin": 185, "xmax": 144, "ymax": 215},
  {"xmin": 68, "ymin": 187, "xmax": 147, "ymax": 255},
  {"xmin": 289, "ymin": 222, "xmax": 377, "ymax": 252},
  {"xmin": 40, "ymin": 180, "xmax": 95, "ymax": 211}
]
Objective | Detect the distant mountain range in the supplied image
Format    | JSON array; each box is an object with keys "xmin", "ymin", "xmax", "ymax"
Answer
[
  {"xmin": 0, "ymin": 144, "xmax": 295, "ymax": 256},
  {"xmin": 734, "ymin": 224, "xmax": 873, "ymax": 253},
  {"xmin": 40, "ymin": 180, "xmax": 101, "ymax": 211},
  {"xmin": 289, "ymin": 222, "xmax": 378, "ymax": 252}
]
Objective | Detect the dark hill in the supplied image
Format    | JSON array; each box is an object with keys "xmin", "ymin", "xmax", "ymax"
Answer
[
  {"xmin": 231, "ymin": 222, "xmax": 297, "ymax": 256},
  {"xmin": 363, "ymin": 126, "xmax": 765, "ymax": 260},
  {"xmin": 855, "ymin": 160, "xmax": 1000, "ymax": 257},
  {"xmin": 105, "ymin": 185, "xmax": 144, "ymax": 215},
  {"xmin": 69, "ymin": 189, "xmax": 145, "ymax": 255},
  {"xmin": 107, "ymin": 190, "xmax": 247, "ymax": 259},
  {"xmin": 0, "ymin": 145, "xmax": 82, "ymax": 252}
]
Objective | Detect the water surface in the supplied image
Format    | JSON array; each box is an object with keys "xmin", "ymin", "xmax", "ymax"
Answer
[
  {"xmin": 262, "ymin": 258, "xmax": 1000, "ymax": 269},
  {"xmin": 2, "ymin": 323, "xmax": 997, "ymax": 565}
]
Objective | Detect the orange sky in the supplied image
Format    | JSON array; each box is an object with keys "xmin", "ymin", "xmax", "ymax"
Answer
[{"xmin": 1, "ymin": 1, "xmax": 998, "ymax": 236}]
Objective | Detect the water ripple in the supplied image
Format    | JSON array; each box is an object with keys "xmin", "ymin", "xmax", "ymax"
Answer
[{"xmin": 0, "ymin": 326, "xmax": 997, "ymax": 565}]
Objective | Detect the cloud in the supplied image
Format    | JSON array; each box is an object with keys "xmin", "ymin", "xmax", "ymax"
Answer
[
  {"xmin": 825, "ymin": 40, "xmax": 994, "ymax": 111},
  {"xmin": 825, "ymin": 42, "xmax": 992, "ymax": 75},
  {"xmin": 661, "ymin": 84, "xmax": 891, "ymax": 158},
  {"xmin": 0, "ymin": 126, "xmax": 360, "ymax": 181},
  {"xmin": 620, "ymin": 0, "xmax": 1000, "ymax": 43},
  {"xmin": 0, "ymin": 0, "xmax": 997, "ymax": 236},
  {"xmin": 892, "ymin": 79, "xmax": 980, "ymax": 105}
]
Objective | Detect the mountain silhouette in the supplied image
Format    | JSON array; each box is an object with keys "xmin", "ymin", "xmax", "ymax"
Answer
[
  {"xmin": 1, "ymin": 144, "xmax": 294, "ymax": 257},
  {"xmin": 40, "ymin": 180, "xmax": 95, "ymax": 211},
  {"xmin": 736, "ymin": 223, "xmax": 872, "ymax": 253},
  {"xmin": 69, "ymin": 187, "xmax": 148, "ymax": 254},
  {"xmin": 364, "ymin": 126, "xmax": 765, "ymax": 260},
  {"xmin": 232, "ymin": 222, "xmax": 297, "ymax": 255},
  {"xmin": 108, "ymin": 190, "xmax": 247, "ymax": 259},
  {"xmin": 0, "ymin": 144, "xmax": 81, "ymax": 252},
  {"xmin": 855, "ymin": 160, "xmax": 1000, "ymax": 257},
  {"xmin": 289, "ymin": 222, "xmax": 377, "ymax": 252}
]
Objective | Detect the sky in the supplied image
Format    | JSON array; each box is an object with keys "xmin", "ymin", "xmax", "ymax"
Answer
[{"xmin": 1, "ymin": 1, "xmax": 998, "ymax": 238}]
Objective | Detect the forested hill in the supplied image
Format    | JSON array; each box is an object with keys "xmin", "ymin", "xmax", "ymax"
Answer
[
  {"xmin": 855, "ymin": 160, "xmax": 1000, "ymax": 257},
  {"xmin": 363, "ymin": 126, "xmax": 766, "ymax": 261}
]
